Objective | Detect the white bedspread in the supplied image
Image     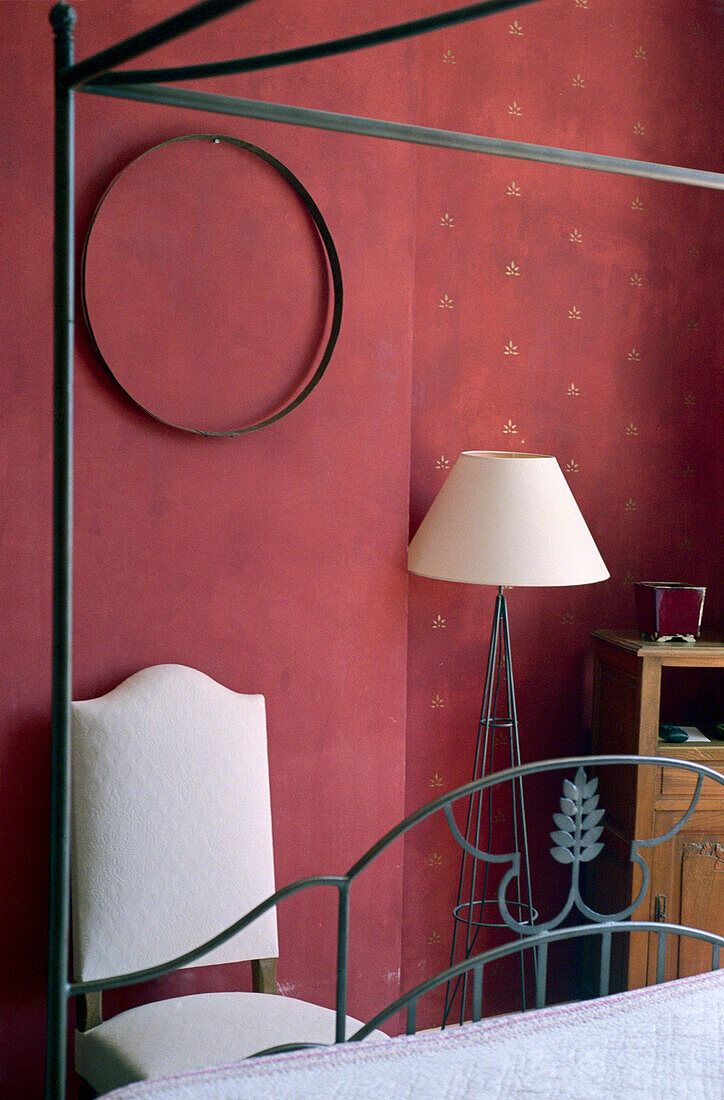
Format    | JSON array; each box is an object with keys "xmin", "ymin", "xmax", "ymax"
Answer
[{"xmin": 106, "ymin": 969, "xmax": 723, "ymax": 1099}]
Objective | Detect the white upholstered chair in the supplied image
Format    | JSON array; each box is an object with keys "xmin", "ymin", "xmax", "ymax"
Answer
[{"xmin": 70, "ymin": 665, "xmax": 371, "ymax": 1096}]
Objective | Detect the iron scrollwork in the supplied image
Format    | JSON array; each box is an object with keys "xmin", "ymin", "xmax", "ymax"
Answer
[{"xmin": 445, "ymin": 762, "xmax": 713, "ymax": 938}]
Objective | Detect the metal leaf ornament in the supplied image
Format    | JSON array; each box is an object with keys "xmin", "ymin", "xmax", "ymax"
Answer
[{"xmin": 550, "ymin": 767, "xmax": 604, "ymax": 865}]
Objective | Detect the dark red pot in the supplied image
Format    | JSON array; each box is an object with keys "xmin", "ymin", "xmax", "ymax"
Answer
[{"xmin": 634, "ymin": 582, "xmax": 706, "ymax": 641}]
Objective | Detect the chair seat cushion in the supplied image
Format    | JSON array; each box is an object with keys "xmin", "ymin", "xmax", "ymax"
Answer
[{"xmin": 76, "ymin": 991, "xmax": 386, "ymax": 1094}]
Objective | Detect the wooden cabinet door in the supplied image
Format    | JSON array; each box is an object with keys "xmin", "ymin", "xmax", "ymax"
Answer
[
  {"xmin": 647, "ymin": 810, "xmax": 724, "ymax": 982},
  {"xmin": 678, "ymin": 839, "xmax": 724, "ymax": 976}
]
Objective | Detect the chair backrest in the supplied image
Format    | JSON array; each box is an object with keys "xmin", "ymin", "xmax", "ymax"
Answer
[{"xmin": 70, "ymin": 664, "xmax": 279, "ymax": 984}]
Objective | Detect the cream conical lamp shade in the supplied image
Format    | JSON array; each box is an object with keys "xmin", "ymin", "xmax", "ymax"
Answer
[{"xmin": 408, "ymin": 451, "xmax": 609, "ymax": 587}]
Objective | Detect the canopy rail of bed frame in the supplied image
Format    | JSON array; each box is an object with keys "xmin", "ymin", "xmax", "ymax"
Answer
[
  {"xmin": 47, "ymin": 1, "xmax": 724, "ymax": 1095},
  {"xmin": 81, "ymin": 82, "xmax": 724, "ymax": 190},
  {"xmin": 59, "ymin": 0, "xmax": 546, "ymax": 89}
]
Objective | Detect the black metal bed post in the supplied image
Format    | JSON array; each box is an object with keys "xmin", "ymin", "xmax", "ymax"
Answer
[
  {"xmin": 443, "ymin": 587, "xmax": 535, "ymax": 1025},
  {"xmin": 46, "ymin": 5, "xmax": 76, "ymax": 1098},
  {"xmin": 334, "ymin": 881, "xmax": 351, "ymax": 1043}
]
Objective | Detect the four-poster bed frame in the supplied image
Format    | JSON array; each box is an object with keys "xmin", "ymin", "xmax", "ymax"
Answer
[{"xmin": 47, "ymin": 1, "xmax": 724, "ymax": 1095}]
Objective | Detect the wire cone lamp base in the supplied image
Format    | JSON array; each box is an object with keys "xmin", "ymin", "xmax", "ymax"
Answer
[{"xmin": 443, "ymin": 588, "xmax": 536, "ymax": 1026}]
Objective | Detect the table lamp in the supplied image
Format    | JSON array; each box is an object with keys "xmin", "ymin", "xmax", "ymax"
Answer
[{"xmin": 408, "ymin": 451, "xmax": 609, "ymax": 1020}]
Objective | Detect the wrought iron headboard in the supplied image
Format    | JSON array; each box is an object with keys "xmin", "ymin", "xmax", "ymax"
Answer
[
  {"xmin": 66, "ymin": 754, "xmax": 724, "ymax": 1056},
  {"xmin": 352, "ymin": 755, "xmax": 724, "ymax": 1038}
]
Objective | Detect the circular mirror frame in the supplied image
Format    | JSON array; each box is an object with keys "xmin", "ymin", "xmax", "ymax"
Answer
[{"xmin": 81, "ymin": 134, "xmax": 343, "ymax": 436}]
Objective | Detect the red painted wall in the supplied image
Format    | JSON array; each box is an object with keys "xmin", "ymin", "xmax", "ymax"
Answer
[
  {"xmin": 0, "ymin": 0, "xmax": 721, "ymax": 1093},
  {"xmin": 403, "ymin": 0, "xmax": 723, "ymax": 1022}
]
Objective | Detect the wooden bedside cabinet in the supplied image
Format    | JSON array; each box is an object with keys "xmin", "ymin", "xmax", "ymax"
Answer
[{"xmin": 588, "ymin": 630, "xmax": 724, "ymax": 990}]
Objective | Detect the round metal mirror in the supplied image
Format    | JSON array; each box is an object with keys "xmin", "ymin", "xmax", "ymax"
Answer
[{"xmin": 81, "ymin": 135, "xmax": 342, "ymax": 435}]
